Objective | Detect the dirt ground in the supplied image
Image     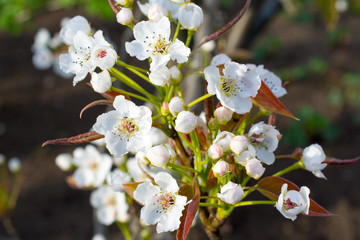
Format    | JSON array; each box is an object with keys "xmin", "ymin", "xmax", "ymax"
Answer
[{"xmin": 0, "ymin": 4, "xmax": 360, "ymax": 240}]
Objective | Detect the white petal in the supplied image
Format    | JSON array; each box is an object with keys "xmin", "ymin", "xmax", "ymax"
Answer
[
  {"xmin": 154, "ymin": 172, "xmax": 179, "ymax": 193},
  {"xmin": 97, "ymin": 206, "xmax": 116, "ymax": 225},
  {"xmin": 169, "ymin": 39, "xmax": 190, "ymax": 63},
  {"xmin": 134, "ymin": 181, "xmax": 160, "ymax": 205},
  {"xmin": 125, "ymin": 41, "xmax": 152, "ymax": 60},
  {"xmin": 140, "ymin": 198, "xmax": 163, "ymax": 225},
  {"xmin": 256, "ymin": 148, "xmax": 275, "ymax": 165}
]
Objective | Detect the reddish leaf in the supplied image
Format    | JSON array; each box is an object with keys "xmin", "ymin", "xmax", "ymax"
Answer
[
  {"xmin": 195, "ymin": 127, "xmax": 208, "ymax": 151},
  {"xmin": 252, "ymin": 81, "xmax": 299, "ymax": 120},
  {"xmin": 123, "ymin": 182, "xmax": 145, "ymax": 205},
  {"xmin": 80, "ymin": 100, "xmax": 113, "ymax": 119},
  {"xmin": 42, "ymin": 131, "xmax": 104, "ymax": 147},
  {"xmin": 257, "ymin": 176, "xmax": 333, "ymax": 217},
  {"xmin": 177, "ymin": 182, "xmax": 200, "ymax": 240},
  {"xmin": 325, "ymin": 156, "xmax": 360, "ymax": 165}
]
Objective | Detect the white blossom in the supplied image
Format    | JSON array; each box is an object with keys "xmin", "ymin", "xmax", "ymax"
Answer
[
  {"xmin": 245, "ymin": 158, "xmax": 265, "ymax": 179},
  {"xmin": 108, "ymin": 168, "xmax": 131, "ymax": 192},
  {"xmin": 207, "ymin": 143, "xmax": 223, "ymax": 160},
  {"xmin": 217, "ymin": 181, "xmax": 244, "ymax": 204},
  {"xmin": 213, "ymin": 131, "xmax": 235, "ymax": 152},
  {"xmin": 276, "ymin": 183, "xmax": 310, "ymax": 221},
  {"xmin": 230, "ymin": 135, "xmax": 248, "ymax": 155},
  {"xmin": 8, "ymin": 157, "xmax": 21, "ymax": 173},
  {"xmin": 175, "ymin": 111, "xmax": 197, "ymax": 133},
  {"xmin": 149, "ymin": 66, "xmax": 170, "ymax": 86},
  {"xmin": 178, "ymin": 3, "xmax": 203, "ymax": 30},
  {"xmin": 93, "ymin": 95, "xmax": 153, "ymax": 157},
  {"xmin": 302, "ymin": 144, "xmax": 327, "ymax": 179},
  {"xmin": 125, "ymin": 16, "xmax": 190, "ymax": 71},
  {"xmin": 214, "ymin": 106, "xmax": 233, "ymax": 125},
  {"xmin": 90, "ymin": 70, "xmax": 112, "ymax": 93},
  {"xmin": 90, "ymin": 185, "xmax": 129, "ymax": 225},
  {"xmin": 117, "ymin": 7, "xmax": 133, "ymax": 25},
  {"xmin": 212, "ymin": 160, "xmax": 229, "ymax": 177},
  {"xmin": 204, "ymin": 60, "xmax": 261, "ymax": 114},
  {"xmin": 59, "ymin": 15, "xmax": 91, "ymax": 45},
  {"xmin": 145, "ymin": 144, "xmax": 175, "ymax": 168},
  {"xmin": 147, "ymin": 3, "xmax": 166, "ymax": 22},
  {"xmin": 55, "ymin": 153, "xmax": 73, "ymax": 171},
  {"xmin": 169, "ymin": 96, "xmax": 185, "ymax": 117},
  {"xmin": 138, "ymin": 0, "xmax": 180, "ymax": 20},
  {"xmin": 133, "ymin": 172, "xmax": 188, "ymax": 233}
]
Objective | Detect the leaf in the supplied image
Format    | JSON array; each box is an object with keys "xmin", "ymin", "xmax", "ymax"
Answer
[
  {"xmin": 252, "ymin": 81, "xmax": 299, "ymax": 120},
  {"xmin": 257, "ymin": 176, "xmax": 333, "ymax": 217},
  {"xmin": 123, "ymin": 182, "xmax": 145, "ymax": 205},
  {"xmin": 325, "ymin": 156, "xmax": 360, "ymax": 165},
  {"xmin": 177, "ymin": 182, "xmax": 200, "ymax": 240},
  {"xmin": 80, "ymin": 100, "xmax": 113, "ymax": 119},
  {"xmin": 42, "ymin": 131, "xmax": 104, "ymax": 147}
]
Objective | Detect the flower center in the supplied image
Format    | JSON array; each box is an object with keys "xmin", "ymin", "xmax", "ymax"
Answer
[
  {"xmin": 73, "ymin": 46, "xmax": 91, "ymax": 67},
  {"xmin": 155, "ymin": 192, "xmax": 175, "ymax": 212},
  {"xmin": 152, "ymin": 35, "xmax": 170, "ymax": 56},
  {"xmin": 284, "ymin": 198, "xmax": 299, "ymax": 210},
  {"xmin": 220, "ymin": 77, "xmax": 239, "ymax": 97},
  {"xmin": 96, "ymin": 49, "xmax": 108, "ymax": 59},
  {"xmin": 112, "ymin": 117, "xmax": 139, "ymax": 140}
]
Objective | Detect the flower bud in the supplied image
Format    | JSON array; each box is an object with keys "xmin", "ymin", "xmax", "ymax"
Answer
[
  {"xmin": 301, "ymin": 143, "xmax": 327, "ymax": 179},
  {"xmin": 169, "ymin": 96, "xmax": 185, "ymax": 117},
  {"xmin": 207, "ymin": 143, "xmax": 223, "ymax": 160},
  {"xmin": 91, "ymin": 70, "xmax": 112, "ymax": 93},
  {"xmin": 149, "ymin": 127, "xmax": 168, "ymax": 146},
  {"xmin": 230, "ymin": 135, "xmax": 248, "ymax": 155},
  {"xmin": 245, "ymin": 158, "xmax": 265, "ymax": 179},
  {"xmin": 55, "ymin": 153, "xmax": 73, "ymax": 171},
  {"xmin": 217, "ymin": 181, "xmax": 244, "ymax": 204},
  {"xmin": 201, "ymin": 40, "xmax": 216, "ymax": 53},
  {"xmin": 169, "ymin": 66, "xmax": 182, "ymax": 84},
  {"xmin": 147, "ymin": 3, "xmax": 166, "ymax": 22},
  {"xmin": 115, "ymin": 0, "xmax": 133, "ymax": 8},
  {"xmin": 276, "ymin": 183, "xmax": 310, "ymax": 221},
  {"xmin": 135, "ymin": 151, "xmax": 148, "ymax": 165},
  {"xmin": 175, "ymin": 111, "xmax": 197, "ymax": 133},
  {"xmin": 212, "ymin": 160, "xmax": 229, "ymax": 177},
  {"xmin": 213, "ymin": 131, "xmax": 235, "ymax": 152},
  {"xmin": 149, "ymin": 66, "xmax": 170, "ymax": 86},
  {"xmin": 116, "ymin": 7, "xmax": 133, "ymax": 25},
  {"xmin": 146, "ymin": 144, "xmax": 171, "ymax": 167},
  {"xmin": 8, "ymin": 157, "xmax": 21, "ymax": 173},
  {"xmin": 178, "ymin": 3, "xmax": 203, "ymax": 30},
  {"xmin": 214, "ymin": 106, "xmax": 233, "ymax": 125}
]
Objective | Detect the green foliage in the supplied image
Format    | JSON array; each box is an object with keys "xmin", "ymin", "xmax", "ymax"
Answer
[{"xmin": 282, "ymin": 106, "xmax": 340, "ymax": 147}]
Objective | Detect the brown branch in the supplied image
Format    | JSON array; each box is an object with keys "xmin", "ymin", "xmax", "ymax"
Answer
[{"xmin": 108, "ymin": 0, "xmax": 120, "ymax": 14}]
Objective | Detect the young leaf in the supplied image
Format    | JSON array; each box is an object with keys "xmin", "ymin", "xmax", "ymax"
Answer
[
  {"xmin": 42, "ymin": 131, "xmax": 104, "ymax": 147},
  {"xmin": 252, "ymin": 81, "xmax": 298, "ymax": 120},
  {"xmin": 257, "ymin": 176, "xmax": 333, "ymax": 217},
  {"xmin": 177, "ymin": 182, "xmax": 200, "ymax": 240},
  {"xmin": 123, "ymin": 182, "xmax": 145, "ymax": 205},
  {"xmin": 80, "ymin": 100, "xmax": 113, "ymax": 119}
]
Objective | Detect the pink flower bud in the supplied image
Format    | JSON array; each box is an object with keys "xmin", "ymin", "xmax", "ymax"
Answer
[
  {"xmin": 230, "ymin": 135, "xmax": 248, "ymax": 155},
  {"xmin": 214, "ymin": 106, "xmax": 234, "ymax": 125},
  {"xmin": 245, "ymin": 158, "xmax": 265, "ymax": 179},
  {"xmin": 175, "ymin": 111, "xmax": 197, "ymax": 133},
  {"xmin": 145, "ymin": 145, "xmax": 171, "ymax": 168},
  {"xmin": 208, "ymin": 143, "xmax": 223, "ymax": 160},
  {"xmin": 116, "ymin": 8, "xmax": 133, "ymax": 25},
  {"xmin": 217, "ymin": 181, "xmax": 244, "ymax": 204},
  {"xmin": 169, "ymin": 96, "xmax": 185, "ymax": 116},
  {"xmin": 147, "ymin": 3, "xmax": 166, "ymax": 22},
  {"xmin": 212, "ymin": 160, "xmax": 229, "ymax": 177}
]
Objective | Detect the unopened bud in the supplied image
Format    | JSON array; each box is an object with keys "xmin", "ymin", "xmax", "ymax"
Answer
[
  {"xmin": 208, "ymin": 143, "xmax": 223, "ymax": 160},
  {"xmin": 91, "ymin": 70, "xmax": 112, "ymax": 93},
  {"xmin": 147, "ymin": 3, "xmax": 166, "ymax": 22},
  {"xmin": 217, "ymin": 181, "xmax": 244, "ymax": 204},
  {"xmin": 178, "ymin": 3, "xmax": 203, "ymax": 30},
  {"xmin": 230, "ymin": 135, "xmax": 248, "ymax": 155},
  {"xmin": 175, "ymin": 111, "xmax": 197, "ymax": 133},
  {"xmin": 149, "ymin": 66, "xmax": 170, "ymax": 86},
  {"xmin": 212, "ymin": 160, "xmax": 229, "ymax": 177},
  {"xmin": 245, "ymin": 158, "xmax": 265, "ymax": 179},
  {"xmin": 169, "ymin": 96, "xmax": 185, "ymax": 117},
  {"xmin": 214, "ymin": 106, "xmax": 233, "ymax": 125},
  {"xmin": 116, "ymin": 8, "xmax": 133, "ymax": 25},
  {"xmin": 145, "ymin": 144, "xmax": 174, "ymax": 167},
  {"xmin": 169, "ymin": 66, "xmax": 182, "ymax": 84}
]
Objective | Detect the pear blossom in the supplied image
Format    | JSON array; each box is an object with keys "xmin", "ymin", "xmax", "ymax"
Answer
[
  {"xmin": 210, "ymin": 53, "xmax": 231, "ymax": 66},
  {"xmin": 214, "ymin": 106, "xmax": 233, "ymax": 125},
  {"xmin": 213, "ymin": 131, "xmax": 235, "ymax": 152},
  {"xmin": 175, "ymin": 111, "xmax": 197, "ymax": 133},
  {"xmin": 301, "ymin": 144, "xmax": 327, "ymax": 179},
  {"xmin": 107, "ymin": 168, "xmax": 131, "ymax": 192},
  {"xmin": 230, "ymin": 135, "xmax": 248, "ymax": 155},
  {"xmin": 145, "ymin": 144, "xmax": 176, "ymax": 167},
  {"xmin": 133, "ymin": 172, "xmax": 188, "ymax": 233},
  {"xmin": 126, "ymin": 156, "xmax": 156, "ymax": 182},
  {"xmin": 204, "ymin": 60, "xmax": 261, "ymax": 114},
  {"xmin": 217, "ymin": 181, "xmax": 244, "ymax": 204},
  {"xmin": 90, "ymin": 185, "xmax": 129, "ymax": 225},
  {"xmin": 116, "ymin": 7, "xmax": 133, "ymax": 25},
  {"xmin": 147, "ymin": 3, "xmax": 166, "ymax": 22},
  {"xmin": 169, "ymin": 96, "xmax": 185, "ymax": 116},
  {"xmin": 178, "ymin": 3, "xmax": 203, "ymax": 30},
  {"xmin": 234, "ymin": 143, "xmax": 257, "ymax": 165},
  {"xmin": 247, "ymin": 64, "xmax": 287, "ymax": 98},
  {"xmin": 207, "ymin": 143, "xmax": 223, "ymax": 160},
  {"xmin": 276, "ymin": 183, "xmax": 310, "ymax": 221},
  {"xmin": 248, "ymin": 122, "xmax": 280, "ymax": 165},
  {"xmin": 8, "ymin": 157, "xmax": 21, "ymax": 173},
  {"xmin": 59, "ymin": 30, "xmax": 117, "ymax": 85},
  {"xmin": 245, "ymin": 158, "xmax": 265, "ymax": 179},
  {"xmin": 212, "ymin": 160, "xmax": 229, "ymax": 177},
  {"xmin": 72, "ymin": 145, "xmax": 112, "ymax": 188},
  {"xmin": 149, "ymin": 66, "xmax": 170, "ymax": 86},
  {"xmin": 93, "ymin": 95, "xmax": 153, "ymax": 157},
  {"xmin": 125, "ymin": 16, "xmax": 190, "ymax": 71},
  {"xmin": 138, "ymin": 0, "xmax": 180, "ymax": 20},
  {"xmin": 55, "ymin": 153, "xmax": 73, "ymax": 171},
  {"xmin": 90, "ymin": 70, "xmax": 112, "ymax": 93},
  {"xmin": 59, "ymin": 15, "xmax": 91, "ymax": 45}
]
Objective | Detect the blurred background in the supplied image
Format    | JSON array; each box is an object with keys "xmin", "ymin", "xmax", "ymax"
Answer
[{"xmin": 1, "ymin": 0, "xmax": 360, "ymax": 239}]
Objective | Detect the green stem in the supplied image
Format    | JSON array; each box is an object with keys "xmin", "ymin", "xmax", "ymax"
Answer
[
  {"xmin": 273, "ymin": 162, "xmax": 301, "ymax": 177},
  {"xmin": 165, "ymin": 85, "xmax": 176, "ymax": 103},
  {"xmin": 110, "ymin": 86, "xmax": 153, "ymax": 103},
  {"xmin": 172, "ymin": 22, "xmax": 181, "ymax": 41},
  {"xmin": 183, "ymin": 71, "xmax": 204, "ymax": 78},
  {"xmin": 116, "ymin": 60, "xmax": 148, "ymax": 74},
  {"xmin": 234, "ymin": 200, "xmax": 276, "ymax": 207},
  {"xmin": 116, "ymin": 221, "xmax": 133, "ymax": 240},
  {"xmin": 199, "ymin": 202, "xmax": 226, "ymax": 208},
  {"xmin": 241, "ymin": 175, "xmax": 251, "ymax": 187},
  {"xmin": 275, "ymin": 154, "xmax": 298, "ymax": 160},
  {"xmin": 187, "ymin": 93, "xmax": 213, "ymax": 108},
  {"xmin": 167, "ymin": 162, "xmax": 198, "ymax": 174},
  {"xmin": 185, "ymin": 30, "xmax": 195, "ymax": 47},
  {"xmin": 167, "ymin": 163, "xmax": 194, "ymax": 183}
]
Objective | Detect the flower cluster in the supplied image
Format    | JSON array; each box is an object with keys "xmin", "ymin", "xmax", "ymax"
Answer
[{"xmin": 39, "ymin": 2, "xmax": 360, "ymax": 239}]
